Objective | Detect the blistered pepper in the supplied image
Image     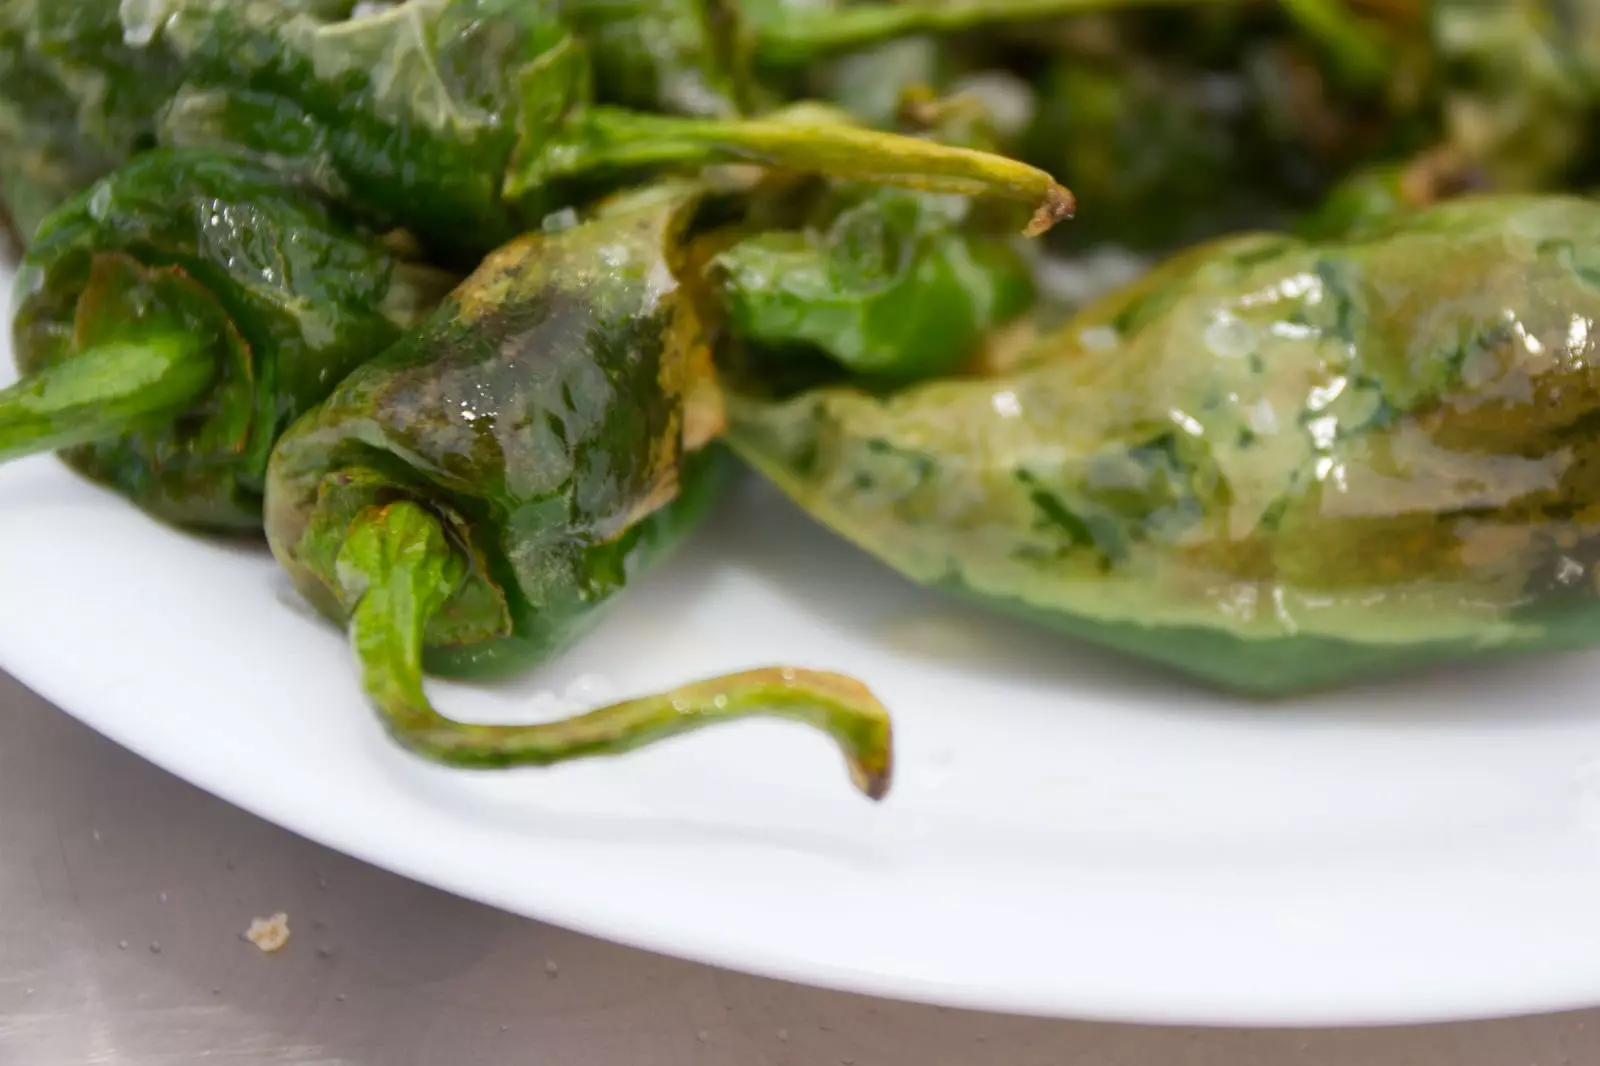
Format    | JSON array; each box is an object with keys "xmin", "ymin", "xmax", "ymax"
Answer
[
  {"xmin": 127, "ymin": 0, "xmax": 1070, "ymax": 261},
  {"xmin": 725, "ymin": 195, "xmax": 1600, "ymax": 695},
  {"xmin": 0, "ymin": 148, "xmax": 453, "ymax": 530},
  {"xmin": 0, "ymin": 0, "xmax": 356, "ymax": 246},
  {"xmin": 264, "ymin": 185, "xmax": 893, "ymax": 797}
]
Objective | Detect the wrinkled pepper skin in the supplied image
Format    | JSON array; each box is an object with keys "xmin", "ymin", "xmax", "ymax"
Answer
[
  {"xmin": 265, "ymin": 186, "xmax": 726, "ymax": 679},
  {"xmin": 8, "ymin": 148, "xmax": 449, "ymax": 531},
  {"xmin": 264, "ymin": 187, "xmax": 893, "ymax": 795},
  {"xmin": 0, "ymin": 0, "xmax": 353, "ymax": 245},
  {"xmin": 130, "ymin": 0, "xmax": 1070, "ymax": 262},
  {"xmin": 727, "ymin": 196, "xmax": 1600, "ymax": 695},
  {"xmin": 147, "ymin": 0, "xmax": 572, "ymax": 255}
]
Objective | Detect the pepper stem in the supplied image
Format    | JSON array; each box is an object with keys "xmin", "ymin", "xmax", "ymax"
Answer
[
  {"xmin": 0, "ymin": 336, "xmax": 214, "ymax": 463},
  {"xmin": 517, "ymin": 106, "xmax": 1074, "ymax": 236},
  {"xmin": 754, "ymin": 0, "xmax": 1238, "ymax": 66},
  {"xmin": 336, "ymin": 501, "xmax": 895, "ymax": 799}
]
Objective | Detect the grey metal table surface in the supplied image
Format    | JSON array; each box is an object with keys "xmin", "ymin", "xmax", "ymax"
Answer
[{"xmin": 2, "ymin": 670, "xmax": 1597, "ymax": 1066}]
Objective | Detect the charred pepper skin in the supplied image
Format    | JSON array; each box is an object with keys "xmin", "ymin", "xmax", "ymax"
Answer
[
  {"xmin": 265, "ymin": 187, "xmax": 894, "ymax": 796},
  {"xmin": 4, "ymin": 148, "xmax": 450, "ymax": 531},
  {"xmin": 727, "ymin": 195, "xmax": 1600, "ymax": 695},
  {"xmin": 266, "ymin": 187, "xmax": 726, "ymax": 675}
]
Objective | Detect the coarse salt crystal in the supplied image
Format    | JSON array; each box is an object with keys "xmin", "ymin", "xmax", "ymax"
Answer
[{"xmin": 245, "ymin": 913, "xmax": 291, "ymax": 953}]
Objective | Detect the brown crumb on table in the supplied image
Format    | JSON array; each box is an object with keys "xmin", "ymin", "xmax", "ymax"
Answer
[{"xmin": 246, "ymin": 913, "xmax": 291, "ymax": 953}]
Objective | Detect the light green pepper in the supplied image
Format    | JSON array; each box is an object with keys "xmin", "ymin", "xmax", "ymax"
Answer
[{"xmin": 727, "ymin": 195, "xmax": 1600, "ymax": 694}]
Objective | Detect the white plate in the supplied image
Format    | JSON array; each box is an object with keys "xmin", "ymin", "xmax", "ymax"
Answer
[{"xmin": 10, "ymin": 287, "xmax": 1600, "ymax": 1029}]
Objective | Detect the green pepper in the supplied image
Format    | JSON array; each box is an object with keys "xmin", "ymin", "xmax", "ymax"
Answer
[
  {"xmin": 712, "ymin": 185, "xmax": 1035, "ymax": 381},
  {"xmin": 0, "ymin": 31, "xmax": 113, "ymax": 247},
  {"xmin": 559, "ymin": 0, "xmax": 1240, "ymax": 121},
  {"xmin": 555, "ymin": 0, "xmax": 756, "ymax": 116},
  {"xmin": 264, "ymin": 184, "xmax": 894, "ymax": 796},
  {"xmin": 1293, "ymin": 147, "xmax": 1483, "ymax": 240},
  {"xmin": 0, "ymin": 3, "xmax": 131, "ymax": 246},
  {"xmin": 725, "ymin": 195, "xmax": 1600, "ymax": 695},
  {"xmin": 1430, "ymin": 0, "xmax": 1600, "ymax": 190},
  {"xmin": 1018, "ymin": 15, "xmax": 1404, "ymax": 253},
  {"xmin": 0, "ymin": 147, "xmax": 453, "ymax": 531},
  {"xmin": 127, "ymin": 0, "xmax": 1071, "ymax": 261},
  {"xmin": 0, "ymin": 0, "xmax": 355, "ymax": 244}
]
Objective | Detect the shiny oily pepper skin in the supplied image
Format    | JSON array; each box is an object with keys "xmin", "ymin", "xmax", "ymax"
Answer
[
  {"xmin": 265, "ymin": 187, "xmax": 894, "ymax": 797},
  {"xmin": 3, "ymin": 148, "xmax": 450, "ymax": 531},
  {"xmin": 128, "ymin": 0, "xmax": 1071, "ymax": 263},
  {"xmin": 727, "ymin": 195, "xmax": 1600, "ymax": 695}
]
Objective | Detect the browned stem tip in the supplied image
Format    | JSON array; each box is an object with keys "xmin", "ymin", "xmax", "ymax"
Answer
[
  {"xmin": 1024, "ymin": 183, "xmax": 1076, "ymax": 238},
  {"xmin": 852, "ymin": 750, "xmax": 895, "ymax": 801},
  {"xmin": 758, "ymin": 667, "xmax": 895, "ymax": 801}
]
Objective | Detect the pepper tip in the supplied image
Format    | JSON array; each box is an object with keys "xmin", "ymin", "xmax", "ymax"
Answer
[
  {"xmin": 849, "ymin": 747, "xmax": 894, "ymax": 801},
  {"xmin": 1023, "ymin": 183, "xmax": 1076, "ymax": 238}
]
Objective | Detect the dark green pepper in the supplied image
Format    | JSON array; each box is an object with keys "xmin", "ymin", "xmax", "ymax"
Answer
[
  {"xmin": 559, "ymin": 0, "xmax": 1235, "ymax": 120},
  {"xmin": 131, "ymin": 0, "xmax": 1071, "ymax": 260},
  {"xmin": 1, "ymin": 147, "xmax": 452, "ymax": 531},
  {"xmin": 0, "ymin": 4, "xmax": 129, "ymax": 246},
  {"xmin": 556, "ymin": 0, "xmax": 755, "ymax": 116},
  {"xmin": 726, "ymin": 195, "xmax": 1600, "ymax": 695},
  {"xmin": 1019, "ymin": 20, "xmax": 1398, "ymax": 252},
  {"xmin": 264, "ymin": 185, "xmax": 893, "ymax": 796},
  {"xmin": 0, "ymin": 0, "xmax": 355, "ymax": 244}
]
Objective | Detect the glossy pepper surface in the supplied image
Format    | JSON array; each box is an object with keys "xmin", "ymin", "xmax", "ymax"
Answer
[
  {"xmin": 125, "ymin": 0, "xmax": 1070, "ymax": 260},
  {"xmin": 726, "ymin": 195, "xmax": 1600, "ymax": 695},
  {"xmin": 2, "ymin": 148, "xmax": 451, "ymax": 531},
  {"xmin": 265, "ymin": 185, "xmax": 893, "ymax": 796}
]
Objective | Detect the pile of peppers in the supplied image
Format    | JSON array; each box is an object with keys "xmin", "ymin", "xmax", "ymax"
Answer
[{"xmin": 7, "ymin": 0, "xmax": 1600, "ymax": 797}]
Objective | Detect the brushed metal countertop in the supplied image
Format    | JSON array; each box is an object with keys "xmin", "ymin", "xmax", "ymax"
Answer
[{"xmin": 1, "ymin": 668, "xmax": 1595, "ymax": 1066}]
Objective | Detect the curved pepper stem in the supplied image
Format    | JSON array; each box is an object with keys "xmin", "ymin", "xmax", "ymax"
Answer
[
  {"xmin": 335, "ymin": 501, "xmax": 895, "ymax": 799},
  {"xmin": 516, "ymin": 106, "xmax": 1075, "ymax": 236},
  {"xmin": 0, "ymin": 336, "xmax": 213, "ymax": 463}
]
